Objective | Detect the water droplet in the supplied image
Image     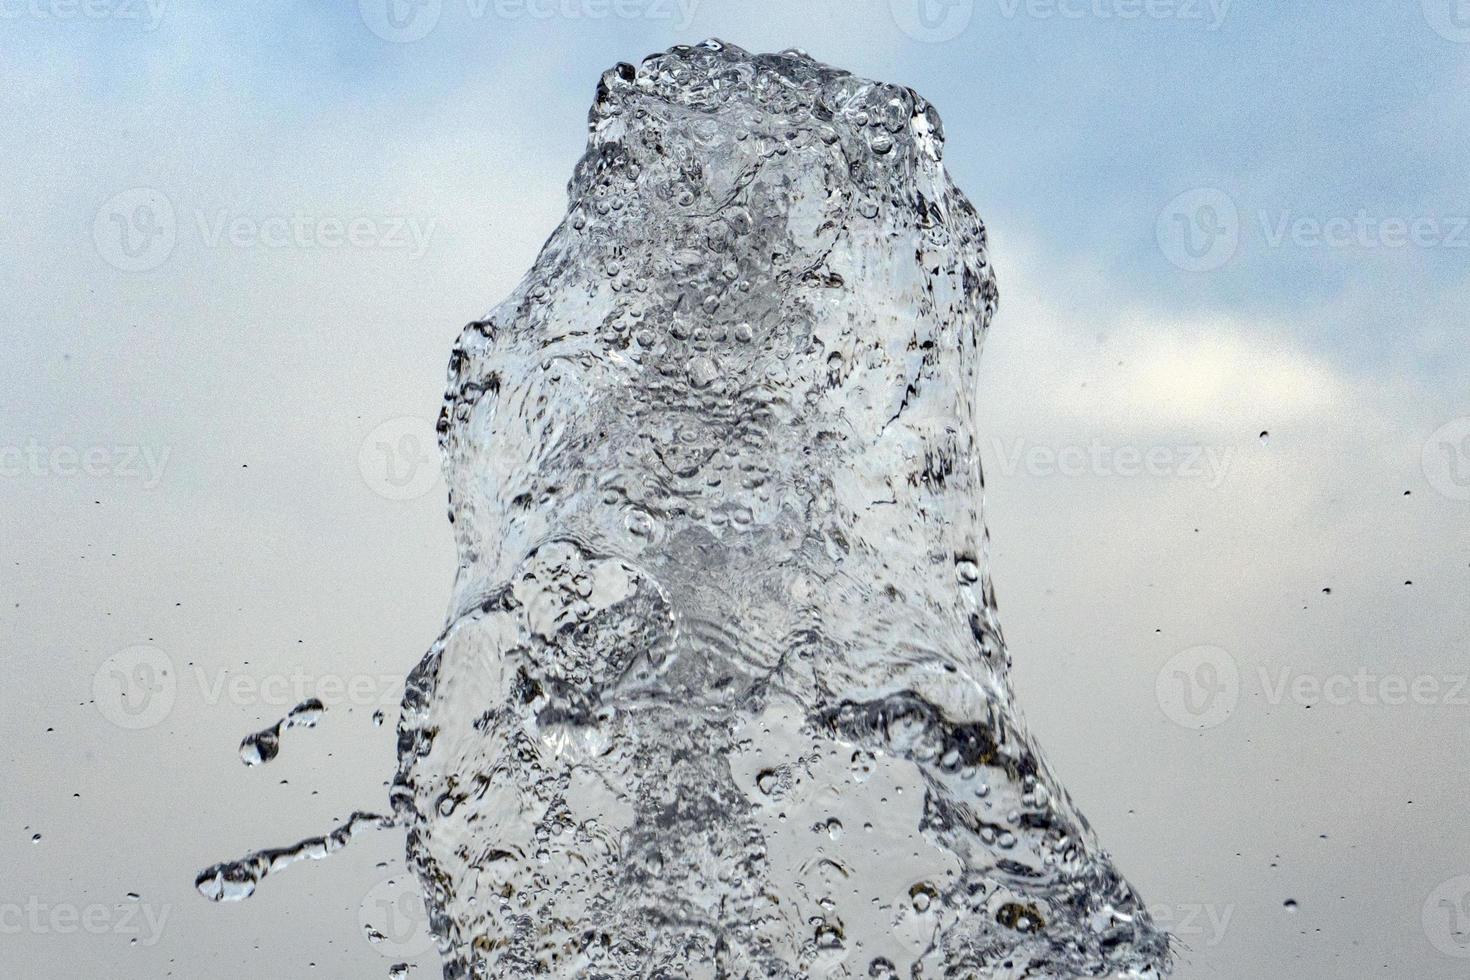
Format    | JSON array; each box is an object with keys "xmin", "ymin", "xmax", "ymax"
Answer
[
  {"xmin": 239, "ymin": 699, "xmax": 326, "ymax": 766},
  {"xmin": 195, "ymin": 812, "xmax": 393, "ymax": 903},
  {"xmin": 687, "ymin": 356, "xmax": 718, "ymax": 389}
]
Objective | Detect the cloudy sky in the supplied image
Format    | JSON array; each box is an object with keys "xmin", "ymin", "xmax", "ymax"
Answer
[{"xmin": 2, "ymin": 2, "xmax": 1467, "ymax": 977}]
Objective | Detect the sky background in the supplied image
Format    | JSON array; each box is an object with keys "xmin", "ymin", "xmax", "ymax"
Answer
[{"xmin": 2, "ymin": 1, "xmax": 1468, "ymax": 977}]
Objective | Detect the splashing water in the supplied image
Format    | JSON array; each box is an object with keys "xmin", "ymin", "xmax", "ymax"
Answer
[
  {"xmin": 195, "ymin": 811, "xmax": 394, "ymax": 902},
  {"xmin": 388, "ymin": 40, "xmax": 1171, "ymax": 978},
  {"xmin": 198, "ymin": 40, "xmax": 1171, "ymax": 979},
  {"xmin": 239, "ymin": 698, "xmax": 326, "ymax": 766}
]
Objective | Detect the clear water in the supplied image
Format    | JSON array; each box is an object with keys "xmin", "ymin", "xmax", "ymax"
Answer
[
  {"xmin": 195, "ymin": 811, "xmax": 393, "ymax": 903},
  {"xmin": 238, "ymin": 697, "xmax": 326, "ymax": 766},
  {"xmin": 200, "ymin": 40, "xmax": 1172, "ymax": 979}
]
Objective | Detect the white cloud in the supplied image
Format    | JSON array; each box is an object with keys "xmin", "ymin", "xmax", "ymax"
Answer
[{"xmin": 982, "ymin": 247, "xmax": 1352, "ymax": 444}]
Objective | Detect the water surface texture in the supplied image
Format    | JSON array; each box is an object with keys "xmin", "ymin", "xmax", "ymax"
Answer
[{"xmin": 390, "ymin": 40, "xmax": 1169, "ymax": 979}]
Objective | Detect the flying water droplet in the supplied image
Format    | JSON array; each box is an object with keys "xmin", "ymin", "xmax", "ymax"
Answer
[
  {"xmin": 195, "ymin": 812, "xmax": 393, "ymax": 902},
  {"xmin": 239, "ymin": 698, "xmax": 326, "ymax": 767}
]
